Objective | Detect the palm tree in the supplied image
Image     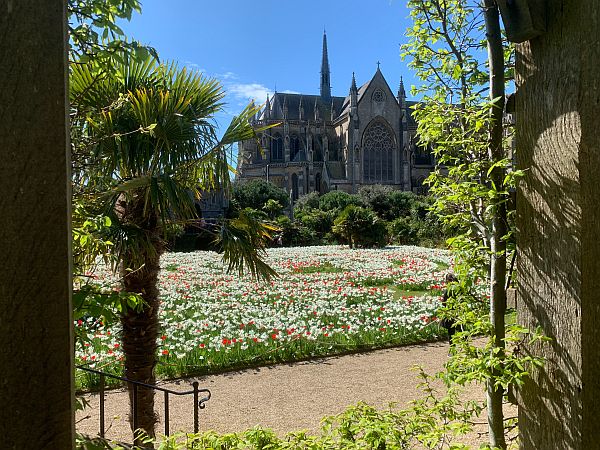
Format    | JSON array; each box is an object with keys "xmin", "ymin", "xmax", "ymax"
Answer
[{"xmin": 71, "ymin": 54, "xmax": 275, "ymax": 440}]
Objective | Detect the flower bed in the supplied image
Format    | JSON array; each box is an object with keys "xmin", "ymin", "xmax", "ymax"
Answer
[{"xmin": 76, "ymin": 246, "xmax": 451, "ymax": 388}]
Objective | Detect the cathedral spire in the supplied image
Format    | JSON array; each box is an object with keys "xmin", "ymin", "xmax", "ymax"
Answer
[
  {"xmin": 398, "ymin": 76, "xmax": 406, "ymax": 98},
  {"xmin": 264, "ymin": 94, "xmax": 271, "ymax": 120},
  {"xmin": 397, "ymin": 76, "xmax": 406, "ymax": 108},
  {"xmin": 320, "ymin": 31, "xmax": 331, "ymax": 102},
  {"xmin": 350, "ymin": 72, "xmax": 358, "ymax": 107}
]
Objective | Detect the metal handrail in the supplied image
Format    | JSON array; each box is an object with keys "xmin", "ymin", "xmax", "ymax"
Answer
[{"xmin": 76, "ymin": 365, "xmax": 211, "ymax": 437}]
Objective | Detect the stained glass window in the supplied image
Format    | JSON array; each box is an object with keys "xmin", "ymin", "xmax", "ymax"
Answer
[{"xmin": 362, "ymin": 121, "xmax": 394, "ymax": 183}]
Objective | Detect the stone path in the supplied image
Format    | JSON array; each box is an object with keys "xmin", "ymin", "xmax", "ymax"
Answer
[{"xmin": 76, "ymin": 341, "xmax": 504, "ymax": 446}]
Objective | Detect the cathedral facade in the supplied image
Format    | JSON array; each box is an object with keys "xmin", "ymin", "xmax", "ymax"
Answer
[{"xmin": 236, "ymin": 32, "xmax": 435, "ymax": 200}]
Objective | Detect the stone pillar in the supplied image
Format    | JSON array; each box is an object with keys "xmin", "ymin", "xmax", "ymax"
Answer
[
  {"xmin": 515, "ymin": 1, "xmax": 600, "ymax": 448},
  {"xmin": 0, "ymin": 1, "xmax": 74, "ymax": 448}
]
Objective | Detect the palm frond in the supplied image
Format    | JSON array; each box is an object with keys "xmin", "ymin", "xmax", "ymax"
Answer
[{"xmin": 217, "ymin": 209, "xmax": 279, "ymax": 282}]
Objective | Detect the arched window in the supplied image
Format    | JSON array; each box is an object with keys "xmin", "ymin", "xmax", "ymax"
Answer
[
  {"xmin": 414, "ymin": 144, "xmax": 433, "ymax": 165},
  {"xmin": 315, "ymin": 173, "xmax": 322, "ymax": 195},
  {"xmin": 272, "ymin": 133, "xmax": 283, "ymax": 161},
  {"xmin": 290, "ymin": 135, "xmax": 300, "ymax": 161},
  {"xmin": 314, "ymin": 135, "xmax": 323, "ymax": 161},
  {"xmin": 291, "ymin": 173, "xmax": 299, "ymax": 201},
  {"xmin": 362, "ymin": 120, "xmax": 394, "ymax": 183}
]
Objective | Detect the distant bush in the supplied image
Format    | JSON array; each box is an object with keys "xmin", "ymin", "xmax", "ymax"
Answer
[
  {"xmin": 318, "ymin": 191, "xmax": 363, "ymax": 214},
  {"xmin": 231, "ymin": 179, "xmax": 289, "ymax": 212},
  {"xmin": 294, "ymin": 191, "xmax": 320, "ymax": 214},
  {"xmin": 357, "ymin": 184, "xmax": 395, "ymax": 219},
  {"xmin": 298, "ymin": 209, "xmax": 335, "ymax": 235},
  {"xmin": 276, "ymin": 216, "xmax": 318, "ymax": 247},
  {"xmin": 332, "ymin": 205, "xmax": 387, "ymax": 248},
  {"xmin": 388, "ymin": 216, "xmax": 420, "ymax": 245}
]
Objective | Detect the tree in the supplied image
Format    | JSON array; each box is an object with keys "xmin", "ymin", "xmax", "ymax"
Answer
[
  {"xmin": 231, "ymin": 179, "xmax": 289, "ymax": 212},
  {"xmin": 332, "ymin": 205, "xmax": 387, "ymax": 249},
  {"xmin": 403, "ymin": 1, "xmax": 516, "ymax": 447},
  {"xmin": 71, "ymin": 53, "xmax": 274, "ymax": 440},
  {"xmin": 318, "ymin": 191, "xmax": 364, "ymax": 215},
  {"xmin": 514, "ymin": 1, "xmax": 600, "ymax": 447}
]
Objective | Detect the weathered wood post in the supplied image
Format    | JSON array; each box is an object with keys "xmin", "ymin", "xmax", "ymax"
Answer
[
  {"xmin": 515, "ymin": 1, "xmax": 600, "ymax": 448},
  {"xmin": 0, "ymin": 1, "xmax": 73, "ymax": 448}
]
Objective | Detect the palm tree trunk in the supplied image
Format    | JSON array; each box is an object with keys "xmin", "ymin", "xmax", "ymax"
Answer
[{"xmin": 121, "ymin": 239, "xmax": 163, "ymax": 442}]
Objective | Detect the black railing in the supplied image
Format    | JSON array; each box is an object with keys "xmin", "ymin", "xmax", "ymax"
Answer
[{"xmin": 77, "ymin": 365, "xmax": 211, "ymax": 437}]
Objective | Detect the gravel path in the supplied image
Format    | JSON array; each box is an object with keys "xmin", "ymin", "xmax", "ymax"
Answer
[{"xmin": 77, "ymin": 341, "xmax": 504, "ymax": 445}]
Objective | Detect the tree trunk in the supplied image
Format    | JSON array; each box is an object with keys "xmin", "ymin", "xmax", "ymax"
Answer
[
  {"xmin": 119, "ymin": 202, "xmax": 163, "ymax": 443},
  {"xmin": 515, "ymin": 1, "xmax": 600, "ymax": 448},
  {"xmin": 121, "ymin": 247, "xmax": 162, "ymax": 442},
  {"xmin": 483, "ymin": 1, "xmax": 507, "ymax": 448}
]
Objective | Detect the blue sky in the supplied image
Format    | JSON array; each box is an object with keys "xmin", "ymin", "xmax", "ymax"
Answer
[{"xmin": 120, "ymin": 0, "xmax": 420, "ymax": 131}]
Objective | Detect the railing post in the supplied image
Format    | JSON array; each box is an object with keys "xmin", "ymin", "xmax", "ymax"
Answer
[
  {"xmin": 164, "ymin": 391, "xmax": 170, "ymax": 436},
  {"xmin": 193, "ymin": 381, "xmax": 199, "ymax": 434},
  {"xmin": 99, "ymin": 374, "xmax": 105, "ymax": 438},
  {"xmin": 132, "ymin": 383, "xmax": 139, "ymax": 433}
]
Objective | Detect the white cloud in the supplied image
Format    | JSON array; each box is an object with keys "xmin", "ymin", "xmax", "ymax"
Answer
[
  {"xmin": 227, "ymin": 82, "xmax": 273, "ymax": 103},
  {"xmin": 182, "ymin": 61, "xmax": 206, "ymax": 73},
  {"xmin": 219, "ymin": 71, "xmax": 238, "ymax": 80}
]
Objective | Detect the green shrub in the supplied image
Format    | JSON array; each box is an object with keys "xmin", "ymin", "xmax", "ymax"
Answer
[
  {"xmin": 388, "ymin": 190, "xmax": 420, "ymax": 219},
  {"xmin": 231, "ymin": 179, "xmax": 289, "ymax": 212},
  {"xmin": 263, "ymin": 198, "xmax": 284, "ymax": 218},
  {"xmin": 318, "ymin": 191, "xmax": 363, "ymax": 214},
  {"xmin": 357, "ymin": 184, "xmax": 394, "ymax": 218},
  {"xmin": 294, "ymin": 191, "xmax": 320, "ymax": 214},
  {"xmin": 388, "ymin": 216, "xmax": 420, "ymax": 245},
  {"xmin": 276, "ymin": 216, "xmax": 318, "ymax": 247},
  {"xmin": 298, "ymin": 209, "xmax": 335, "ymax": 235},
  {"xmin": 332, "ymin": 205, "xmax": 387, "ymax": 248}
]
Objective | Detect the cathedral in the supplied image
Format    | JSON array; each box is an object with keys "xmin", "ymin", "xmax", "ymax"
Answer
[{"xmin": 236, "ymin": 32, "xmax": 435, "ymax": 200}]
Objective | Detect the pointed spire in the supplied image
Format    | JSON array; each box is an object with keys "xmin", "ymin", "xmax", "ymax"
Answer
[
  {"xmin": 299, "ymin": 95, "xmax": 304, "ymax": 121},
  {"xmin": 350, "ymin": 72, "xmax": 358, "ymax": 108},
  {"xmin": 320, "ymin": 31, "xmax": 331, "ymax": 102},
  {"xmin": 264, "ymin": 94, "xmax": 271, "ymax": 120},
  {"xmin": 398, "ymin": 76, "xmax": 406, "ymax": 108},
  {"xmin": 350, "ymin": 71, "xmax": 358, "ymax": 93}
]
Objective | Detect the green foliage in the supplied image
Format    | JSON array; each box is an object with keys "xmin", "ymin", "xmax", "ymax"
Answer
[
  {"xmin": 357, "ymin": 184, "xmax": 394, "ymax": 219},
  {"xmin": 263, "ymin": 199, "xmax": 284, "ymax": 218},
  {"xmin": 232, "ymin": 179, "xmax": 289, "ymax": 213},
  {"xmin": 401, "ymin": 1, "xmax": 542, "ymax": 447},
  {"xmin": 275, "ymin": 216, "xmax": 319, "ymax": 247},
  {"xmin": 332, "ymin": 205, "xmax": 388, "ymax": 249},
  {"xmin": 388, "ymin": 217, "xmax": 419, "ymax": 246},
  {"xmin": 293, "ymin": 191, "xmax": 320, "ymax": 214},
  {"xmin": 318, "ymin": 191, "xmax": 364, "ymax": 214},
  {"xmin": 218, "ymin": 208, "xmax": 278, "ymax": 281},
  {"xmin": 297, "ymin": 209, "xmax": 335, "ymax": 235},
  {"xmin": 68, "ymin": 0, "xmax": 156, "ymax": 65}
]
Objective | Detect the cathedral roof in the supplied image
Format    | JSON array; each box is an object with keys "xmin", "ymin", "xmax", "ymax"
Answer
[{"xmin": 264, "ymin": 93, "xmax": 346, "ymax": 121}]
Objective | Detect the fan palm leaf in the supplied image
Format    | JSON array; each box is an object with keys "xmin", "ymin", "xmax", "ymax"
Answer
[{"xmin": 71, "ymin": 52, "xmax": 273, "ymax": 440}]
